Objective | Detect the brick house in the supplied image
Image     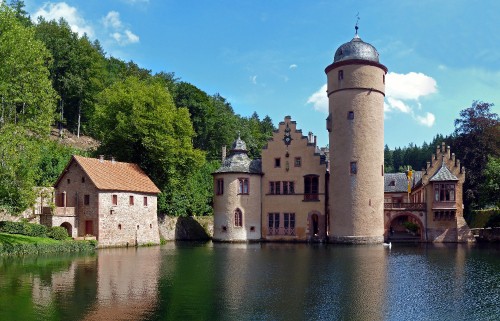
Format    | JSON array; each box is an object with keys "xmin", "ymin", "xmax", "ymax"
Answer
[{"xmin": 41, "ymin": 155, "xmax": 161, "ymax": 247}]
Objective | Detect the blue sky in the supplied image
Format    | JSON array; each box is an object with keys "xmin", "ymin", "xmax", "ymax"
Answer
[{"xmin": 23, "ymin": 0, "xmax": 500, "ymax": 148}]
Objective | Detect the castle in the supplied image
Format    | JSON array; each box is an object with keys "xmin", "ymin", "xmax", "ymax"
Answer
[{"xmin": 212, "ymin": 30, "xmax": 474, "ymax": 243}]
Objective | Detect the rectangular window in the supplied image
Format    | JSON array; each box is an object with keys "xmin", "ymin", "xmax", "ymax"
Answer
[
  {"xmin": 268, "ymin": 213, "xmax": 280, "ymax": 235},
  {"xmin": 112, "ymin": 194, "xmax": 118, "ymax": 206},
  {"xmin": 295, "ymin": 157, "xmax": 301, "ymax": 167},
  {"xmin": 348, "ymin": 111, "xmax": 354, "ymax": 120},
  {"xmin": 434, "ymin": 183, "xmax": 455, "ymax": 202},
  {"xmin": 84, "ymin": 194, "xmax": 90, "ymax": 205},
  {"xmin": 338, "ymin": 70, "xmax": 344, "ymax": 80},
  {"xmin": 284, "ymin": 213, "xmax": 295, "ymax": 235},
  {"xmin": 283, "ymin": 181, "xmax": 294, "ymax": 195},
  {"xmin": 216, "ymin": 178, "xmax": 224, "ymax": 195},
  {"xmin": 270, "ymin": 181, "xmax": 281, "ymax": 195},
  {"xmin": 129, "ymin": 195, "xmax": 134, "ymax": 205},
  {"xmin": 350, "ymin": 162, "xmax": 357, "ymax": 174},
  {"xmin": 275, "ymin": 158, "xmax": 281, "ymax": 168},
  {"xmin": 143, "ymin": 196, "xmax": 148, "ymax": 206},
  {"xmin": 238, "ymin": 178, "xmax": 249, "ymax": 194},
  {"xmin": 81, "ymin": 177, "xmax": 85, "ymax": 183},
  {"xmin": 67, "ymin": 178, "xmax": 71, "ymax": 184},
  {"xmin": 304, "ymin": 175, "xmax": 319, "ymax": 201}
]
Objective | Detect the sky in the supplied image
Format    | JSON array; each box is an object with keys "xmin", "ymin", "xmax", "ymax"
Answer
[{"xmin": 21, "ymin": 0, "xmax": 500, "ymax": 148}]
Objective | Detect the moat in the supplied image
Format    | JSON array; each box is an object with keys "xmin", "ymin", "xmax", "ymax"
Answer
[{"xmin": 1, "ymin": 242, "xmax": 499, "ymax": 321}]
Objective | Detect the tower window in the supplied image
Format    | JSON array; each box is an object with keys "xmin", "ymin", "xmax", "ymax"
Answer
[
  {"xmin": 348, "ymin": 111, "xmax": 354, "ymax": 120},
  {"xmin": 275, "ymin": 158, "xmax": 281, "ymax": 168},
  {"xmin": 216, "ymin": 178, "xmax": 224, "ymax": 195},
  {"xmin": 234, "ymin": 208, "xmax": 243, "ymax": 227},
  {"xmin": 350, "ymin": 162, "xmax": 357, "ymax": 175},
  {"xmin": 383, "ymin": 74, "xmax": 385, "ymax": 84},
  {"xmin": 294, "ymin": 157, "xmax": 302, "ymax": 167},
  {"xmin": 338, "ymin": 70, "xmax": 344, "ymax": 80},
  {"xmin": 238, "ymin": 178, "xmax": 249, "ymax": 194}
]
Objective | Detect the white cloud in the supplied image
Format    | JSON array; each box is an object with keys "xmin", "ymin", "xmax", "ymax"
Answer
[
  {"xmin": 250, "ymin": 75, "xmax": 258, "ymax": 84},
  {"xmin": 307, "ymin": 71, "xmax": 438, "ymax": 127},
  {"xmin": 306, "ymin": 84, "xmax": 328, "ymax": 113},
  {"xmin": 32, "ymin": 2, "xmax": 94, "ymax": 37},
  {"xmin": 385, "ymin": 72, "xmax": 437, "ymax": 100},
  {"xmin": 416, "ymin": 112, "xmax": 436, "ymax": 127},
  {"xmin": 289, "ymin": 64, "xmax": 297, "ymax": 70},
  {"xmin": 102, "ymin": 11, "xmax": 122, "ymax": 29},
  {"xmin": 386, "ymin": 97, "xmax": 411, "ymax": 113},
  {"xmin": 102, "ymin": 11, "xmax": 139, "ymax": 46}
]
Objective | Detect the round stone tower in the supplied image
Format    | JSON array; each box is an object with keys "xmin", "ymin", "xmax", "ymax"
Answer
[
  {"xmin": 212, "ymin": 136, "xmax": 262, "ymax": 242},
  {"xmin": 325, "ymin": 28, "xmax": 387, "ymax": 243}
]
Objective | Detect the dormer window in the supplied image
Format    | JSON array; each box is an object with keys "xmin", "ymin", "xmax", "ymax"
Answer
[{"xmin": 389, "ymin": 180, "xmax": 395, "ymax": 186}]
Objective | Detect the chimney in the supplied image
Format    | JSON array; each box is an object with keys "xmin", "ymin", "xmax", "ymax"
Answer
[
  {"xmin": 314, "ymin": 135, "xmax": 317, "ymax": 147},
  {"xmin": 221, "ymin": 145, "xmax": 227, "ymax": 163},
  {"xmin": 308, "ymin": 132, "xmax": 313, "ymax": 143},
  {"xmin": 99, "ymin": 155, "xmax": 104, "ymax": 163}
]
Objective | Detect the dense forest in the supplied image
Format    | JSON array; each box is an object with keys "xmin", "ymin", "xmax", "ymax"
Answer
[
  {"xmin": 0, "ymin": 2, "xmax": 275, "ymax": 216},
  {"xmin": 1, "ymin": 2, "xmax": 498, "ymax": 218}
]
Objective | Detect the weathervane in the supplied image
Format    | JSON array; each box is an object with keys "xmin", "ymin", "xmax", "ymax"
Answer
[{"xmin": 355, "ymin": 12, "xmax": 360, "ymax": 35}]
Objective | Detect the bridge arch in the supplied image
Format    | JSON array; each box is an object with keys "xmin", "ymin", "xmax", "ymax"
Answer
[{"xmin": 385, "ymin": 212, "xmax": 425, "ymax": 241}]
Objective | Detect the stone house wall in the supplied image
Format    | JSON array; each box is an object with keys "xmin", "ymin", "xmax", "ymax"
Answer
[{"xmin": 97, "ymin": 191, "xmax": 159, "ymax": 247}]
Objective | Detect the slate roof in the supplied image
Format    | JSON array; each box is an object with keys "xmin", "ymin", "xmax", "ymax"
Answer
[
  {"xmin": 55, "ymin": 155, "xmax": 161, "ymax": 194},
  {"xmin": 334, "ymin": 34, "xmax": 380, "ymax": 63},
  {"xmin": 214, "ymin": 137, "xmax": 262, "ymax": 174},
  {"xmin": 384, "ymin": 171, "xmax": 423, "ymax": 193},
  {"xmin": 430, "ymin": 162, "xmax": 459, "ymax": 182}
]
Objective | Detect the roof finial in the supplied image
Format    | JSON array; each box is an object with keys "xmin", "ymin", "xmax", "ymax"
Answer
[
  {"xmin": 355, "ymin": 12, "xmax": 360, "ymax": 37},
  {"xmin": 237, "ymin": 130, "xmax": 241, "ymax": 139}
]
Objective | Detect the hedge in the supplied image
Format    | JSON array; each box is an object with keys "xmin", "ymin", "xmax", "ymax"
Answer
[
  {"xmin": 0, "ymin": 221, "xmax": 70, "ymax": 240},
  {"xmin": 0, "ymin": 240, "xmax": 96, "ymax": 256}
]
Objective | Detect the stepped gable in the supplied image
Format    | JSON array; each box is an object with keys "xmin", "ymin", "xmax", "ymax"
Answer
[
  {"xmin": 54, "ymin": 155, "xmax": 160, "ymax": 194},
  {"xmin": 215, "ymin": 136, "xmax": 262, "ymax": 174}
]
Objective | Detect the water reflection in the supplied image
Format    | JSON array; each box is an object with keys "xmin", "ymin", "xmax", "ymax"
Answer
[{"xmin": 1, "ymin": 243, "xmax": 500, "ymax": 320}]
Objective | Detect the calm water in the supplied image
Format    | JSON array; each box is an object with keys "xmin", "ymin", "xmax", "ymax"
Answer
[{"xmin": 1, "ymin": 242, "xmax": 499, "ymax": 321}]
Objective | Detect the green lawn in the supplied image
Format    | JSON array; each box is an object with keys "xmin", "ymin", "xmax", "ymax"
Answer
[{"xmin": 0, "ymin": 232, "xmax": 61, "ymax": 245}]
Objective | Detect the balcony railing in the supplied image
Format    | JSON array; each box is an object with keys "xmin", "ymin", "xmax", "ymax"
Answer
[
  {"xmin": 42, "ymin": 206, "xmax": 76, "ymax": 216},
  {"xmin": 303, "ymin": 194, "xmax": 319, "ymax": 201},
  {"xmin": 268, "ymin": 227, "xmax": 296, "ymax": 236},
  {"xmin": 384, "ymin": 203, "xmax": 426, "ymax": 210}
]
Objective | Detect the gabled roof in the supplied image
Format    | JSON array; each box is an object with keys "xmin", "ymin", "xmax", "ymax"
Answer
[
  {"xmin": 430, "ymin": 162, "xmax": 459, "ymax": 182},
  {"xmin": 55, "ymin": 155, "xmax": 161, "ymax": 194}
]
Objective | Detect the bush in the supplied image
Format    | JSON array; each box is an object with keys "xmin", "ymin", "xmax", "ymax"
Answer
[
  {"xmin": 403, "ymin": 221, "xmax": 419, "ymax": 233},
  {"xmin": 470, "ymin": 209, "xmax": 500, "ymax": 228},
  {"xmin": 48, "ymin": 226, "xmax": 69, "ymax": 240},
  {"xmin": 0, "ymin": 221, "xmax": 48, "ymax": 237}
]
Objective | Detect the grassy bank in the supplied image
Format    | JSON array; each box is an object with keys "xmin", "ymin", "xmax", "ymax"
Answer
[{"xmin": 0, "ymin": 233, "xmax": 96, "ymax": 256}]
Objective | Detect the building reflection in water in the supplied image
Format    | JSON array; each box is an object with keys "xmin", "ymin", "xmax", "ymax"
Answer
[{"xmin": 30, "ymin": 247, "xmax": 162, "ymax": 321}]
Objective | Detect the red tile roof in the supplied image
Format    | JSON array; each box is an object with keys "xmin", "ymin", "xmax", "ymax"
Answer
[{"xmin": 56, "ymin": 155, "xmax": 161, "ymax": 194}]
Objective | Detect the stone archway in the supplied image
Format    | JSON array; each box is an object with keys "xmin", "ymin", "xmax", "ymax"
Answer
[
  {"xmin": 386, "ymin": 213, "xmax": 424, "ymax": 241},
  {"xmin": 60, "ymin": 222, "xmax": 72, "ymax": 237}
]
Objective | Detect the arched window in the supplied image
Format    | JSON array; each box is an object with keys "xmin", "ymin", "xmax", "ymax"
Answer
[{"xmin": 234, "ymin": 208, "xmax": 243, "ymax": 227}]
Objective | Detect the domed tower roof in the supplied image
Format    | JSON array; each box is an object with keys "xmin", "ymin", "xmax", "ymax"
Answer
[
  {"xmin": 215, "ymin": 135, "xmax": 261, "ymax": 174},
  {"xmin": 333, "ymin": 34, "xmax": 380, "ymax": 63},
  {"xmin": 325, "ymin": 25, "xmax": 387, "ymax": 73}
]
